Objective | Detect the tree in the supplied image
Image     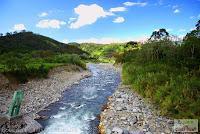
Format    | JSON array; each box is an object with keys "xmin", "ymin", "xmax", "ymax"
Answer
[
  {"xmin": 195, "ymin": 20, "xmax": 200, "ymax": 30},
  {"xmin": 13, "ymin": 31, "xmax": 18, "ymax": 34},
  {"xmin": 0, "ymin": 33, "xmax": 3, "ymax": 37},
  {"xmin": 149, "ymin": 28, "xmax": 169, "ymax": 40},
  {"xmin": 183, "ymin": 30, "xmax": 200, "ymax": 60},
  {"xmin": 6, "ymin": 32, "xmax": 12, "ymax": 36},
  {"xmin": 126, "ymin": 41, "xmax": 138, "ymax": 46}
]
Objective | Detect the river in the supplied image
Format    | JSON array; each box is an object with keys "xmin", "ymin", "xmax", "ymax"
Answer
[{"xmin": 37, "ymin": 64, "xmax": 121, "ymax": 134}]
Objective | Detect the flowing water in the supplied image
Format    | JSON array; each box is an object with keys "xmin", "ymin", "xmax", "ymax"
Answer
[{"xmin": 37, "ymin": 64, "xmax": 121, "ymax": 134}]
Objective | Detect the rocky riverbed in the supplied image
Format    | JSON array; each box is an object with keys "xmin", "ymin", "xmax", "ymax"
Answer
[
  {"xmin": 99, "ymin": 84, "xmax": 174, "ymax": 134},
  {"xmin": 0, "ymin": 65, "xmax": 91, "ymax": 119}
]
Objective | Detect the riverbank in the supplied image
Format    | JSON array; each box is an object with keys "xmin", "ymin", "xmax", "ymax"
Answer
[
  {"xmin": 0, "ymin": 64, "xmax": 91, "ymax": 119},
  {"xmin": 99, "ymin": 83, "xmax": 173, "ymax": 134}
]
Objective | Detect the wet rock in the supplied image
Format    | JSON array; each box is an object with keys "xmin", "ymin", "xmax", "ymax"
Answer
[
  {"xmin": 116, "ymin": 106, "xmax": 123, "ymax": 111},
  {"xmin": 112, "ymin": 127, "xmax": 123, "ymax": 134},
  {"xmin": 130, "ymin": 116, "xmax": 137, "ymax": 125},
  {"xmin": 99, "ymin": 83, "xmax": 173, "ymax": 134},
  {"xmin": 120, "ymin": 117, "xmax": 127, "ymax": 120}
]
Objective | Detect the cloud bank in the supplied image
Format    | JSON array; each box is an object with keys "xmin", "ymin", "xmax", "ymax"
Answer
[
  {"xmin": 69, "ymin": 4, "xmax": 113, "ymax": 29},
  {"xmin": 36, "ymin": 19, "xmax": 66, "ymax": 29},
  {"xmin": 13, "ymin": 24, "xmax": 26, "ymax": 31}
]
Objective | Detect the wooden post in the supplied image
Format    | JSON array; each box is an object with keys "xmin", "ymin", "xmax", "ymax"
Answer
[{"xmin": 8, "ymin": 90, "xmax": 24, "ymax": 118}]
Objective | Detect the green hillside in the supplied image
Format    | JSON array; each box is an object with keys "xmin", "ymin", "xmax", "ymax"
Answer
[
  {"xmin": 0, "ymin": 31, "xmax": 86, "ymax": 55},
  {"xmin": 0, "ymin": 31, "xmax": 87, "ymax": 83}
]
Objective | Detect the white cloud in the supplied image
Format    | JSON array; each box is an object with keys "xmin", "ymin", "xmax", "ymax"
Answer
[
  {"xmin": 76, "ymin": 37, "xmax": 125, "ymax": 44},
  {"xmin": 76, "ymin": 36, "xmax": 148, "ymax": 44},
  {"xmin": 123, "ymin": 1, "xmax": 147, "ymax": 7},
  {"xmin": 69, "ymin": 4, "xmax": 113, "ymax": 29},
  {"xmin": 38, "ymin": 12, "xmax": 48, "ymax": 17},
  {"xmin": 174, "ymin": 9, "xmax": 180, "ymax": 13},
  {"xmin": 36, "ymin": 19, "xmax": 66, "ymax": 29},
  {"xmin": 68, "ymin": 17, "xmax": 76, "ymax": 24},
  {"xmin": 190, "ymin": 27, "xmax": 196, "ymax": 31},
  {"xmin": 109, "ymin": 7, "xmax": 126, "ymax": 12},
  {"xmin": 172, "ymin": 5, "xmax": 178, "ymax": 9},
  {"xmin": 13, "ymin": 24, "xmax": 26, "ymax": 31},
  {"xmin": 113, "ymin": 17, "xmax": 125, "ymax": 23},
  {"xmin": 190, "ymin": 14, "xmax": 200, "ymax": 19},
  {"xmin": 62, "ymin": 39, "xmax": 68, "ymax": 44},
  {"xmin": 190, "ymin": 16, "xmax": 195, "ymax": 19}
]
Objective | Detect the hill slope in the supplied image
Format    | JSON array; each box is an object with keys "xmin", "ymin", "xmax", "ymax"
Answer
[
  {"xmin": 0, "ymin": 31, "xmax": 87, "ymax": 83},
  {"xmin": 0, "ymin": 32, "xmax": 86, "ymax": 55}
]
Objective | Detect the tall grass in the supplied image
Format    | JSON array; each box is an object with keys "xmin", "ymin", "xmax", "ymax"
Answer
[
  {"xmin": 0, "ymin": 52, "xmax": 86, "ymax": 83},
  {"xmin": 121, "ymin": 38, "xmax": 200, "ymax": 119}
]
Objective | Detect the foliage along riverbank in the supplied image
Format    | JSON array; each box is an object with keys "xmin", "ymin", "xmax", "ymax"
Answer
[
  {"xmin": 116, "ymin": 23, "xmax": 200, "ymax": 119},
  {"xmin": 0, "ymin": 31, "xmax": 88, "ymax": 84}
]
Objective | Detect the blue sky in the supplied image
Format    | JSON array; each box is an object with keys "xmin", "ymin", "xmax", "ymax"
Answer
[{"xmin": 0, "ymin": 0, "xmax": 199, "ymax": 43}]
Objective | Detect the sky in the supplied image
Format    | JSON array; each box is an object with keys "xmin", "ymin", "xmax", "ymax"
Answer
[{"xmin": 0, "ymin": 0, "xmax": 200, "ymax": 43}]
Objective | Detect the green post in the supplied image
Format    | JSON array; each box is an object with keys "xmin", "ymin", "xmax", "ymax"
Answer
[{"xmin": 8, "ymin": 90, "xmax": 24, "ymax": 118}]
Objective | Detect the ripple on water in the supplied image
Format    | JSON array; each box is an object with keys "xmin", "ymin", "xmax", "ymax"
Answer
[{"xmin": 37, "ymin": 64, "xmax": 121, "ymax": 134}]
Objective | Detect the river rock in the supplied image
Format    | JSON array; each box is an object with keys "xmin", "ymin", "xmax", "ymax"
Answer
[
  {"xmin": 112, "ymin": 127, "xmax": 123, "ymax": 134},
  {"xmin": 116, "ymin": 106, "xmax": 123, "ymax": 111},
  {"xmin": 99, "ymin": 83, "xmax": 173, "ymax": 133}
]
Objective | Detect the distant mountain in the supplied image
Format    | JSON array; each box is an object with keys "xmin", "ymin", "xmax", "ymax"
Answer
[{"xmin": 0, "ymin": 32, "xmax": 86, "ymax": 55}]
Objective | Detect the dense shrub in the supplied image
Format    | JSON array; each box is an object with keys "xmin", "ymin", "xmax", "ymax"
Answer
[
  {"xmin": 0, "ymin": 51, "xmax": 86, "ymax": 83},
  {"xmin": 121, "ymin": 30, "xmax": 200, "ymax": 119}
]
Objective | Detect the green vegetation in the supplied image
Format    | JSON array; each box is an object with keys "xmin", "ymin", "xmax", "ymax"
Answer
[
  {"xmin": 117, "ymin": 22, "xmax": 200, "ymax": 119},
  {"xmin": 0, "ymin": 31, "xmax": 88, "ymax": 83},
  {"xmin": 80, "ymin": 42, "xmax": 138, "ymax": 63},
  {"xmin": 1, "ymin": 21, "xmax": 199, "ymax": 120}
]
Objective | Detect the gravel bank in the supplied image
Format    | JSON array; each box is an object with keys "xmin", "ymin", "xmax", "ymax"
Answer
[
  {"xmin": 0, "ymin": 65, "xmax": 91, "ymax": 119},
  {"xmin": 99, "ymin": 83, "xmax": 174, "ymax": 134}
]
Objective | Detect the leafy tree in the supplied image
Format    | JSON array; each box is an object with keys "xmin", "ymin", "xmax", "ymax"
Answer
[
  {"xmin": 181, "ymin": 30, "xmax": 200, "ymax": 70},
  {"xmin": 21, "ymin": 30, "xmax": 26, "ymax": 33},
  {"xmin": 13, "ymin": 31, "xmax": 18, "ymax": 34},
  {"xmin": 0, "ymin": 33, "xmax": 3, "ymax": 37},
  {"xmin": 6, "ymin": 32, "xmax": 12, "ymax": 36},
  {"xmin": 195, "ymin": 20, "xmax": 200, "ymax": 30},
  {"xmin": 126, "ymin": 41, "xmax": 138, "ymax": 47},
  {"xmin": 149, "ymin": 28, "xmax": 169, "ymax": 40}
]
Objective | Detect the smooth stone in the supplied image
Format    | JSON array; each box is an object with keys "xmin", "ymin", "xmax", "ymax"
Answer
[
  {"xmin": 145, "ymin": 132, "xmax": 152, "ymax": 134},
  {"xmin": 120, "ymin": 117, "xmax": 127, "ymax": 120},
  {"xmin": 112, "ymin": 127, "xmax": 123, "ymax": 134},
  {"xmin": 116, "ymin": 107, "xmax": 123, "ymax": 111}
]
